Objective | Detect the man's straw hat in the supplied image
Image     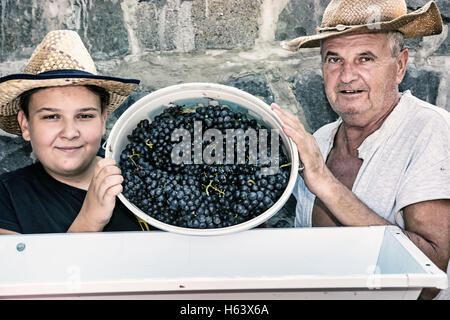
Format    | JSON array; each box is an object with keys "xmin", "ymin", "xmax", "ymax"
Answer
[
  {"xmin": 281, "ymin": 0, "xmax": 443, "ymax": 51},
  {"xmin": 0, "ymin": 29, "xmax": 140, "ymax": 135}
]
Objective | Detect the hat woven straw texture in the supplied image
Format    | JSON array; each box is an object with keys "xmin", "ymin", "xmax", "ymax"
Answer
[
  {"xmin": 0, "ymin": 30, "xmax": 139, "ymax": 135},
  {"xmin": 281, "ymin": 0, "xmax": 443, "ymax": 51}
]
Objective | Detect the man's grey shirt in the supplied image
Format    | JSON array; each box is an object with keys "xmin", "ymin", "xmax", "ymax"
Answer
[{"xmin": 293, "ymin": 90, "xmax": 450, "ymax": 228}]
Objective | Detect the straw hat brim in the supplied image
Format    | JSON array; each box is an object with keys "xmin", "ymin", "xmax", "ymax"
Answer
[
  {"xmin": 0, "ymin": 71, "xmax": 139, "ymax": 135},
  {"xmin": 281, "ymin": 1, "xmax": 443, "ymax": 51}
]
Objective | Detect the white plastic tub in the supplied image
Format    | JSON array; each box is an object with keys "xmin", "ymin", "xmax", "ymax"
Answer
[
  {"xmin": 0, "ymin": 226, "xmax": 447, "ymax": 299},
  {"xmin": 105, "ymin": 82, "xmax": 299, "ymax": 236}
]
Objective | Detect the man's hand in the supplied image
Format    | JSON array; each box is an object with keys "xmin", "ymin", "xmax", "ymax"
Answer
[
  {"xmin": 68, "ymin": 158, "xmax": 123, "ymax": 232},
  {"xmin": 271, "ymin": 103, "xmax": 334, "ymax": 197}
]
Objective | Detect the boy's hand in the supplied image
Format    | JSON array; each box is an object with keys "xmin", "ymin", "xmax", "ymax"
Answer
[{"xmin": 69, "ymin": 158, "xmax": 123, "ymax": 232}]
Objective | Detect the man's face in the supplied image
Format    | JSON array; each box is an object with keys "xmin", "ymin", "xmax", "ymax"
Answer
[
  {"xmin": 18, "ymin": 85, "xmax": 107, "ymax": 179},
  {"xmin": 321, "ymin": 32, "xmax": 407, "ymax": 127}
]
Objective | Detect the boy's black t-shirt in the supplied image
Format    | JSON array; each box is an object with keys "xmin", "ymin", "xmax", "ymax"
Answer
[{"xmin": 0, "ymin": 162, "xmax": 142, "ymax": 233}]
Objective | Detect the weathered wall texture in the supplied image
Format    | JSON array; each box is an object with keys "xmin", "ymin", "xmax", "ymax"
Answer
[{"xmin": 0, "ymin": 0, "xmax": 449, "ymax": 226}]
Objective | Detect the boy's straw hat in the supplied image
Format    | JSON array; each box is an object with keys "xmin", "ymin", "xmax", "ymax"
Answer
[{"xmin": 0, "ymin": 29, "xmax": 140, "ymax": 135}]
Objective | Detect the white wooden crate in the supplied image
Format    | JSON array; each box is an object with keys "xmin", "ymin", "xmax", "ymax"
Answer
[{"xmin": 0, "ymin": 226, "xmax": 447, "ymax": 299}]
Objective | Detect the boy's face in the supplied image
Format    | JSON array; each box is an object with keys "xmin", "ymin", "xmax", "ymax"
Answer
[{"xmin": 18, "ymin": 85, "xmax": 107, "ymax": 179}]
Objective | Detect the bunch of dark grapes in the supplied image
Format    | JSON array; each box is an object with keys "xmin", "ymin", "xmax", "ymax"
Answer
[{"xmin": 119, "ymin": 102, "xmax": 291, "ymax": 229}]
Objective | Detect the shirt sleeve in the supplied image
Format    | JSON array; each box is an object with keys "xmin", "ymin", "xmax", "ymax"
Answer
[
  {"xmin": 0, "ymin": 181, "xmax": 22, "ymax": 233},
  {"xmin": 396, "ymin": 156, "xmax": 450, "ymax": 211},
  {"xmin": 395, "ymin": 115, "xmax": 450, "ymax": 212}
]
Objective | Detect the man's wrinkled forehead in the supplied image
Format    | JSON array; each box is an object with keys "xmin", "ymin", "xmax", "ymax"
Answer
[{"xmin": 320, "ymin": 32, "xmax": 390, "ymax": 57}]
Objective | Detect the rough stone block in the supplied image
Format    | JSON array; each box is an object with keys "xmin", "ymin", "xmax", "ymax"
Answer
[
  {"xmin": 400, "ymin": 68, "xmax": 441, "ymax": 105},
  {"xmin": 275, "ymin": 0, "xmax": 328, "ymax": 41},
  {"xmin": 0, "ymin": 0, "xmax": 129, "ymax": 62},
  {"xmin": 0, "ymin": 0, "xmax": 45, "ymax": 62},
  {"xmin": 133, "ymin": 0, "xmax": 193, "ymax": 52},
  {"xmin": 192, "ymin": 0, "xmax": 262, "ymax": 50},
  {"xmin": 290, "ymin": 72, "xmax": 338, "ymax": 133},
  {"xmin": 131, "ymin": 0, "xmax": 261, "ymax": 52},
  {"xmin": 225, "ymin": 74, "xmax": 275, "ymax": 105},
  {"xmin": 0, "ymin": 136, "xmax": 32, "ymax": 174},
  {"xmin": 81, "ymin": 1, "xmax": 130, "ymax": 60}
]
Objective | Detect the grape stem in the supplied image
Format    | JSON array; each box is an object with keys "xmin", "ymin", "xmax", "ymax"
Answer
[
  {"xmin": 202, "ymin": 179, "xmax": 225, "ymax": 197},
  {"xmin": 127, "ymin": 148, "xmax": 141, "ymax": 168},
  {"xmin": 145, "ymin": 139, "xmax": 153, "ymax": 149}
]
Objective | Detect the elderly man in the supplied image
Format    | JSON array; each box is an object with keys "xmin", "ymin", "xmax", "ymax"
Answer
[{"xmin": 272, "ymin": 0, "xmax": 450, "ymax": 300}]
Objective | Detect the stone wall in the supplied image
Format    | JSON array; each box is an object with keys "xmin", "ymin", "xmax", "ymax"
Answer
[{"xmin": 1, "ymin": 0, "xmax": 449, "ymax": 226}]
